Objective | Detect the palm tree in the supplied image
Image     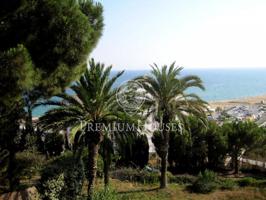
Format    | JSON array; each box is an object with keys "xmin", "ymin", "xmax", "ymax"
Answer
[
  {"xmin": 135, "ymin": 63, "xmax": 207, "ymax": 188},
  {"xmin": 99, "ymin": 134, "xmax": 113, "ymax": 187},
  {"xmin": 39, "ymin": 59, "xmax": 124, "ymax": 199}
]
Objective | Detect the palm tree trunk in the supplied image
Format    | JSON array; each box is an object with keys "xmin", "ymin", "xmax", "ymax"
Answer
[
  {"xmin": 160, "ymin": 136, "xmax": 169, "ymax": 188},
  {"xmin": 103, "ymin": 156, "xmax": 110, "ymax": 187},
  {"xmin": 234, "ymin": 153, "xmax": 239, "ymax": 174},
  {"xmin": 102, "ymin": 136, "xmax": 112, "ymax": 188},
  {"xmin": 160, "ymin": 114, "xmax": 170, "ymax": 189},
  {"xmin": 160, "ymin": 151, "xmax": 168, "ymax": 188},
  {"xmin": 87, "ymin": 142, "xmax": 100, "ymax": 200},
  {"xmin": 75, "ymin": 146, "xmax": 84, "ymax": 162},
  {"xmin": 7, "ymin": 150, "xmax": 16, "ymax": 191}
]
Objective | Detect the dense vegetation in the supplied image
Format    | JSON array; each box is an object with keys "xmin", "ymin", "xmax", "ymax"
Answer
[
  {"xmin": 1, "ymin": 62, "xmax": 265, "ymax": 199},
  {"xmin": 0, "ymin": 1, "xmax": 266, "ymax": 200},
  {"xmin": 0, "ymin": 0, "xmax": 103, "ymax": 193}
]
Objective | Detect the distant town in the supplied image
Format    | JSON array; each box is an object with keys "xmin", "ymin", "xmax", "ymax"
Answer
[{"xmin": 209, "ymin": 99, "xmax": 266, "ymax": 126}]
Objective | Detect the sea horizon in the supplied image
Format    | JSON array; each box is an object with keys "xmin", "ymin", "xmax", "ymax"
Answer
[{"xmin": 33, "ymin": 68, "xmax": 266, "ymax": 117}]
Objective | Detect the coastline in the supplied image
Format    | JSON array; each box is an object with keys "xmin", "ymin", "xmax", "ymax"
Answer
[{"xmin": 209, "ymin": 94, "xmax": 266, "ymax": 109}]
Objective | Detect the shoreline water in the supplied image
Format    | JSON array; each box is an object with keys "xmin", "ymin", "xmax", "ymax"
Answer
[{"xmin": 33, "ymin": 93, "xmax": 266, "ymax": 117}]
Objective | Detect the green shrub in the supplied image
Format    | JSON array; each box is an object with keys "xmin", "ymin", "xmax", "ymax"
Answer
[
  {"xmin": 235, "ymin": 177, "xmax": 266, "ymax": 188},
  {"xmin": 41, "ymin": 173, "xmax": 65, "ymax": 200},
  {"xmin": 45, "ymin": 132, "xmax": 65, "ymax": 157},
  {"xmin": 141, "ymin": 172, "xmax": 159, "ymax": 184},
  {"xmin": 168, "ymin": 174, "xmax": 196, "ymax": 185},
  {"xmin": 219, "ymin": 179, "xmax": 237, "ymax": 190},
  {"xmin": 63, "ymin": 161, "xmax": 85, "ymax": 200},
  {"xmin": 237, "ymin": 177, "xmax": 257, "ymax": 187},
  {"xmin": 191, "ymin": 170, "xmax": 218, "ymax": 193},
  {"xmin": 2, "ymin": 151, "xmax": 47, "ymax": 190},
  {"xmin": 111, "ymin": 168, "xmax": 198, "ymax": 185},
  {"xmin": 16, "ymin": 151, "xmax": 46, "ymax": 179},
  {"xmin": 111, "ymin": 168, "xmax": 159, "ymax": 184},
  {"xmin": 39, "ymin": 153, "xmax": 85, "ymax": 200},
  {"xmin": 256, "ymin": 179, "xmax": 266, "ymax": 187},
  {"xmin": 115, "ymin": 132, "xmax": 149, "ymax": 169},
  {"xmin": 93, "ymin": 188, "xmax": 118, "ymax": 200}
]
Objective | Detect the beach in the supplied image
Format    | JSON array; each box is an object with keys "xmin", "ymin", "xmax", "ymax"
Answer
[{"xmin": 209, "ymin": 94, "xmax": 266, "ymax": 109}]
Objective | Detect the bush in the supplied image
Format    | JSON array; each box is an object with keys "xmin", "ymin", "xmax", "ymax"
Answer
[
  {"xmin": 115, "ymin": 132, "xmax": 149, "ymax": 169},
  {"xmin": 16, "ymin": 151, "xmax": 46, "ymax": 179},
  {"xmin": 111, "ymin": 168, "xmax": 198, "ymax": 185},
  {"xmin": 219, "ymin": 179, "xmax": 237, "ymax": 190},
  {"xmin": 45, "ymin": 132, "xmax": 65, "ymax": 157},
  {"xmin": 168, "ymin": 174, "xmax": 196, "ymax": 185},
  {"xmin": 39, "ymin": 153, "xmax": 85, "ymax": 200},
  {"xmin": 238, "ymin": 177, "xmax": 256, "ymax": 187},
  {"xmin": 93, "ymin": 188, "xmax": 118, "ymax": 200},
  {"xmin": 63, "ymin": 162, "xmax": 85, "ymax": 200},
  {"xmin": 256, "ymin": 179, "xmax": 266, "ymax": 187},
  {"xmin": 234, "ymin": 176, "xmax": 266, "ymax": 188},
  {"xmin": 191, "ymin": 170, "xmax": 218, "ymax": 193},
  {"xmin": 111, "ymin": 168, "xmax": 159, "ymax": 184},
  {"xmin": 41, "ymin": 173, "xmax": 65, "ymax": 200},
  {"xmin": 2, "ymin": 151, "xmax": 46, "ymax": 190}
]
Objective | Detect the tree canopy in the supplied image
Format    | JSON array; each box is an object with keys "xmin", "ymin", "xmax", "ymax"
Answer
[
  {"xmin": 222, "ymin": 121, "xmax": 261, "ymax": 174},
  {"xmin": 0, "ymin": 0, "xmax": 104, "ymax": 108}
]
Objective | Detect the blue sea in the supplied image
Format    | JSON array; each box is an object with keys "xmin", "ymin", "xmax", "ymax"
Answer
[{"xmin": 33, "ymin": 68, "xmax": 266, "ymax": 117}]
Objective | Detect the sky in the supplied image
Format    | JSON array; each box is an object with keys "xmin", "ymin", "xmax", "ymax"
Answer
[{"xmin": 91, "ymin": 0, "xmax": 266, "ymax": 70}]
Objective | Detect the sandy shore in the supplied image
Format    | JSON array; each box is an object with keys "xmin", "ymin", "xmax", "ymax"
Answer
[{"xmin": 209, "ymin": 94, "xmax": 266, "ymax": 109}]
